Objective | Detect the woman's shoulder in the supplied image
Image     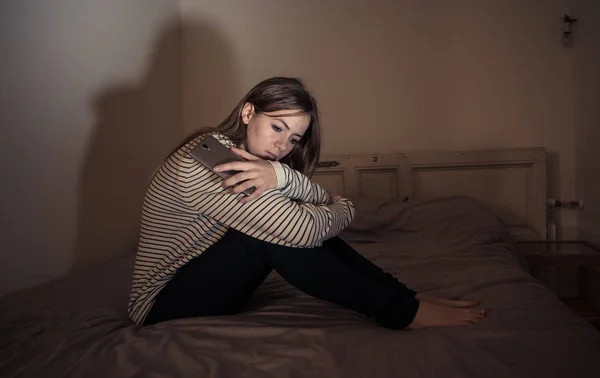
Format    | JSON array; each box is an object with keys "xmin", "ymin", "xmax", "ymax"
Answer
[
  {"xmin": 208, "ymin": 132, "xmax": 237, "ymax": 148},
  {"xmin": 146, "ymin": 130, "xmax": 236, "ymax": 186},
  {"xmin": 181, "ymin": 131, "xmax": 237, "ymax": 152},
  {"xmin": 164, "ymin": 130, "xmax": 237, "ymax": 170}
]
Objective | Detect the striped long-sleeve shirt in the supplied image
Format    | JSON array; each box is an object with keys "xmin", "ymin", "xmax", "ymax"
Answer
[{"xmin": 128, "ymin": 132, "xmax": 355, "ymax": 324}]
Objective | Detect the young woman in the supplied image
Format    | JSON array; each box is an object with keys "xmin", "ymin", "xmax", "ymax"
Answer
[{"xmin": 128, "ymin": 77, "xmax": 487, "ymax": 329}]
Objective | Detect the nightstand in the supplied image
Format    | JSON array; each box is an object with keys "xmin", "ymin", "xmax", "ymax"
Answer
[{"xmin": 516, "ymin": 241, "xmax": 600, "ymax": 330}]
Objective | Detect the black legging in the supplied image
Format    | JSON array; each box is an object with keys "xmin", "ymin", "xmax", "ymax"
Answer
[{"xmin": 144, "ymin": 229, "xmax": 419, "ymax": 329}]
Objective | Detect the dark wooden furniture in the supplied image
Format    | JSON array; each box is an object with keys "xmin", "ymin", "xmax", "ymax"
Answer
[{"xmin": 516, "ymin": 241, "xmax": 600, "ymax": 330}]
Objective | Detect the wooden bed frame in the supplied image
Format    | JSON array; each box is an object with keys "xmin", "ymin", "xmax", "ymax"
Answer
[{"xmin": 314, "ymin": 147, "xmax": 547, "ymax": 242}]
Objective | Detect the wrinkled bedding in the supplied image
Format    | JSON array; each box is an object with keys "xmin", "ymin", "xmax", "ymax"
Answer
[{"xmin": 1, "ymin": 196, "xmax": 599, "ymax": 378}]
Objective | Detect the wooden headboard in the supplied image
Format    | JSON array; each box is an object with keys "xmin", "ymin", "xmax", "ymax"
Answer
[{"xmin": 313, "ymin": 147, "xmax": 547, "ymax": 241}]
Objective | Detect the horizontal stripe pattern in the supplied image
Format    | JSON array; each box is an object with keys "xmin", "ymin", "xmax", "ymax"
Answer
[{"xmin": 128, "ymin": 133, "xmax": 355, "ymax": 324}]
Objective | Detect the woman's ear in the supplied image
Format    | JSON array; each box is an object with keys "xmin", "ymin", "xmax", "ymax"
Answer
[{"xmin": 241, "ymin": 102, "xmax": 255, "ymax": 125}]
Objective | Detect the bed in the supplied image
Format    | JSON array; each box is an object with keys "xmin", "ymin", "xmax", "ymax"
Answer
[{"xmin": 1, "ymin": 147, "xmax": 599, "ymax": 378}]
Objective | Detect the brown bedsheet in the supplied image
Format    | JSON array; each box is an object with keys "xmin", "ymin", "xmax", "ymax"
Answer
[{"xmin": 1, "ymin": 196, "xmax": 599, "ymax": 378}]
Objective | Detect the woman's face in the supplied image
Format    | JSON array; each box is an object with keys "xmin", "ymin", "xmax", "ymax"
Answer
[{"xmin": 240, "ymin": 103, "xmax": 310, "ymax": 161}]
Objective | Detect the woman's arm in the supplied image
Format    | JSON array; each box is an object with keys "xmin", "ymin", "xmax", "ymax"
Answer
[
  {"xmin": 268, "ymin": 161, "xmax": 331, "ymax": 205},
  {"xmin": 214, "ymin": 146, "xmax": 331, "ymax": 205},
  {"xmin": 177, "ymin": 155, "xmax": 354, "ymax": 247}
]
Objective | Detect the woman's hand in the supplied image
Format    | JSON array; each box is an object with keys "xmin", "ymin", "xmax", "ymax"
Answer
[{"xmin": 213, "ymin": 147, "xmax": 278, "ymax": 203}]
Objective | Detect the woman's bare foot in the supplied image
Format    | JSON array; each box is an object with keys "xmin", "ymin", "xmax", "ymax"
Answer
[
  {"xmin": 408, "ymin": 301, "xmax": 487, "ymax": 329},
  {"xmin": 416, "ymin": 294, "xmax": 479, "ymax": 308}
]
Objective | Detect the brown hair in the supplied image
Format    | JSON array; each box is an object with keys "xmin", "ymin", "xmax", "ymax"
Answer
[{"xmin": 174, "ymin": 77, "xmax": 321, "ymax": 177}]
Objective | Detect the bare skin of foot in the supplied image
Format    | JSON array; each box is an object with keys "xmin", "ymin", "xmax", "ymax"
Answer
[{"xmin": 408, "ymin": 295, "xmax": 487, "ymax": 329}]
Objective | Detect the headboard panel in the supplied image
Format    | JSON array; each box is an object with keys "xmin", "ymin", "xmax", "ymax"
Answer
[{"xmin": 314, "ymin": 148, "xmax": 547, "ymax": 241}]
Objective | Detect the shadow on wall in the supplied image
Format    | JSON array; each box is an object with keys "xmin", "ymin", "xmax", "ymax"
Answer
[{"xmin": 74, "ymin": 19, "xmax": 241, "ymax": 272}]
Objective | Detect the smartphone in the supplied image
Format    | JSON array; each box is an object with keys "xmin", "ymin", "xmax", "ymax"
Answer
[{"xmin": 189, "ymin": 135, "xmax": 255, "ymax": 196}]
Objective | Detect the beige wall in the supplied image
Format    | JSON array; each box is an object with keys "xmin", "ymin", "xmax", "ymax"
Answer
[
  {"xmin": 180, "ymin": 0, "xmax": 577, "ymax": 238},
  {"xmin": 572, "ymin": 0, "xmax": 600, "ymax": 245},
  {"xmin": 2, "ymin": 0, "xmax": 593, "ymax": 297},
  {"xmin": 0, "ymin": 1, "xmax": 182, "ymax": 296}
]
